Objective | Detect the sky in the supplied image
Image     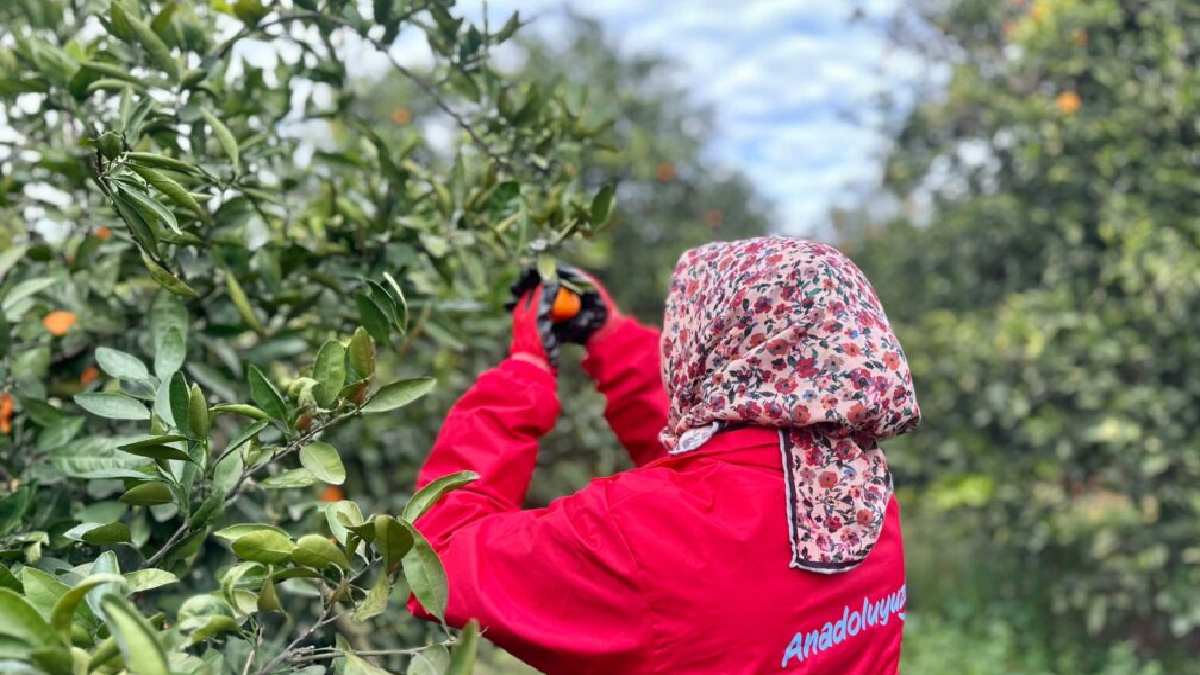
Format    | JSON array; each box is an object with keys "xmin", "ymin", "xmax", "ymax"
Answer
[{"xmin": 475, "ymin": 0, "xmax": 924, "ymax": 234}]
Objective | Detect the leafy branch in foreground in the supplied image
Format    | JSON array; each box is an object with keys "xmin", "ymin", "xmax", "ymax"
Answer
[{"xmin": 0, "ymin": 0, "xmax": 620, "ymax": 672}]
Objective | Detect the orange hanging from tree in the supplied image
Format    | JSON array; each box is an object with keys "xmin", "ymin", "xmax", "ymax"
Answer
[
  {"xmin": 80, "ymin": 366, "xmax": 100, "ymax": 386},
  {"xmin": 0, "ymin": 393, "xmax": 12, "ymax": 435},
  {"xmin": 319, "ymin": 485, "xmax": 345, "ymax": 502},
  {"xmin": 42, "ymin": 310, "xmax": 77, "ymax": 336},
  {"xmin": 1056, "ymin": 91, "xmax": 1082, "ymax": 115}
]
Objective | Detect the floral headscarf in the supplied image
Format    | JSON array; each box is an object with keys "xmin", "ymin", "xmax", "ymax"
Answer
[{"xmin": 660, "ymin": 236, "xmax": 920, "ymax": 573}]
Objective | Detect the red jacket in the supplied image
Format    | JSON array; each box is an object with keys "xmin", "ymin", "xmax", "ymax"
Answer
[{"xmin": 410, "ymin": 319, "xmax": 907, "ymax": 674}]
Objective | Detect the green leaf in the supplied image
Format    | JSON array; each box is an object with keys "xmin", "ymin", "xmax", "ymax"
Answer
[
  {"xmin": 52, "ymin": 451, "xmax": 153, "ymax": 479},
  {"xmin": 0, "ymin": 488, "xmax": 33, "ymax": 537},
  {"xmin": 214, "ymin": 523, "xmax": 288, "ymax": 542},
  {"xmin": 299, "ymin": 441, "xmax": 345, "ymax": 485},
  {"xmin": 402, "ymin": 523, "xmax": 448, "ymax": 620},
  {"xmin": 407, "ymin": 645, "xmax": 451, "ymax": 675},
  {"xmin": 201, "ymin": 109, "xmax": 239, "ymax": 173},
  {"xmin": 361, "ymin": 378, "xmax": 436, "ymax": 414},
  {"xmin": 65, "ymin": 522, "xmax": 131, "ymax": 545},
  {"xmin": 120, "ymin": 434, "xmax": 187, "ymax": 451},
  {"xmin": 111, "ymin": 1, "xmax": 178, "ymax": 81},
  {"xmin": 122, "ymin": 569, "xmax": 178, "ymax": 594},
  {"xmin": 74, "ymin": 393, "xmax": 150, "ymax": 421},
  {"xmin": 211, "ymin": 445, "xmax": 244, "ymax": 496},
  {"xmin": 95, "ymin": 348, "xmax": 151, "ymax": 381},
  {"xmin": 0, "ymin": 567, "xmax": 22, "ymax": 594},
  {"xmin": 30, "ymin": 645, "xmax": 74, "ymax": 675},
  {"xmin": 293, "ymin": 534, "xmax": 350, "ymax": 571},
  {"xmin": 446, "ymin": 619, "xmax": 480, "ymax": 675},
  {"xmin": 127, "ymin": 152, "xmax": 199, "ymax": 175},
  {"xmin": 150, "ymin": 293, "xmax": 187, "ymax": 378},
  {"xmin": 0, "ymin": 588, "xmax": 60, "ymax": 647},
  {"xmin": 153, "ymin": 325, "xmax": 186, "ymax": 381},
  {"xmin": 115, "ymin": 181, "xmax": 178, "ymax": 234},
  {"xmin": 324, "ymin": 500, "xmax": 363, "ymax": 550},
  {"xmin": 168, "ymin": 372, "xmax": 191, "ymax": 436},
  {"xmin": 86, "ymin": 552, "xmax": 121, "ymax": 618},
  {"xmin": 208, "ymin": 403, "xmax": 269, "ymax": 420},
  {"xmin": 231, "ymin": 529, "xmax": 294, "ymax": 565},
  {"xmin": 402, "ymin": 471, "xmax": 479, "ymax": 522},
  {"xmin": 495, "ymin": 10, "xmax": 521, "ymax": 42},
  {"xmin": 374, "ymin": 515, "xmax": 412, "ymax": 576},
  {"xmin": 260, "ymin": 468, "xmax": 315, "ymax": 489},
  {"xmin": 380, "ymin": 272, "xmax": 409, "ymax": 331},
  {"xmin": 353, "ymin": 573, "xmax": 389, "ymax": 623},
  {"xmin": 591, "ymin": 183, "xmax": 617, "ymax": 225},
  {"xmin": 188, "ymin": 383, "xmax": 209, "ymax": 438},
  {"xmin": 312, "ymin": 340, "xmax": 346, "ymax": 408},
  {"xmin": 247, "ymin": 365, "xmax": 287, "ymax": 421},
  {"xmin": 129, "ymin": 164, "xmax": 207, "ymax": 222},
  {"xmin": 187, "ymin": 614, "xmax": 240, "ymax": 644},
  {"xmin": 225, "ymin": 272, "xmax": 262, "ymax": 333},
  {"xmin": 256, "ymin": 577, "xmax": 281, "ymax": 614},
  {"xmin": 119, "ymin": 443, "xmax": 190, "ymax": 462},
  {"xmin": 50, "ymin": 574, "xmax": 125, "ymax": 640},
  {"xmin": 343, "ymin": 654, "xmax": 390, "ymax": 675},
  {"xmin": 99, "ymin": 594, "xmax": 169, "ymax": 675},
  {"xmin": 140, "ymin": 251, "xmax": 198, "ymax": 299},
  {"xmin": 347, "ymin": 327, "xmax": 375, "ymax": 379},
  {"xmin": 119, "ymin": 482, "xmax": 174, "ymax": 506},
  {"xmin": 355, "ymin": 293, "xmax": 390, "ymax": 344}
]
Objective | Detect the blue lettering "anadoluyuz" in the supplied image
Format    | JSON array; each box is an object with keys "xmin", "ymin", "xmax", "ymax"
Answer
[{"xmin": 780, "ymin": 584, "xmax": 907, "ymax": 669}]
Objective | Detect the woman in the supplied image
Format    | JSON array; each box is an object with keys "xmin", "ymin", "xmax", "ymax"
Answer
[{"xmin": 408, "ymin": 236, "xmax": 920, "ymax": 674}]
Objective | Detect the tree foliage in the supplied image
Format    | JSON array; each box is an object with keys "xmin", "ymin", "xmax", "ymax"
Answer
[
  {"xmin": 0, "ymin": 0, "xmax": 618, "ymax": 672},
  {"xmin": 839, "ymin": 0, "xmax": 1200, "ymax": 671}
]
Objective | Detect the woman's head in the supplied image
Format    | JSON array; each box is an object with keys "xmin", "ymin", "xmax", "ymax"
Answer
[
  {"xmin": 660, "ymin": 235, "xmax": 919, "ymax": 448},
  {"xmin": 660, "ymin": 236, "xmax": 920, "ymax": 571}
]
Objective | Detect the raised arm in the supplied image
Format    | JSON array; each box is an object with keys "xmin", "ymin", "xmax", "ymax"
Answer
[
  {"xmin": 581, "ymin": 317, "xmax": 670, "ymax": 466},
  {"xmin": 408, "ymin": 356, "xmax": 652, "ymax": 674}
]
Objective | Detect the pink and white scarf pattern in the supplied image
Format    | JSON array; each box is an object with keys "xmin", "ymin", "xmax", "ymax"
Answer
[{"xmin": 660, "ymin": 236, "xmax": 920, "ymax": 572}]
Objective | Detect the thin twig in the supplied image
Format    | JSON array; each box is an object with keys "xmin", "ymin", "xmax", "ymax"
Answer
[{"xmin": 142, "ymin": 516, "xmax": 192, "ymax": 568}]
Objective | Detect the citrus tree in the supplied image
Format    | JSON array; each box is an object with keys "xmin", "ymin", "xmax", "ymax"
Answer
[
  {"xmin": 839, "ymin": 0, "xmax": 1200, "ymax": 671},
  {"xmin": 0, "ymin": 1, "xmax": 616, "ymax": 673}
]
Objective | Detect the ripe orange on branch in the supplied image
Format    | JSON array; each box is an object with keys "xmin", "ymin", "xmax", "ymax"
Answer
[
  {"xmin": 549, "ymin": 287, "xmax": 582, "ymax": 323},
  {"xmin": 42, "ymin": 311, "xmax": 77, "ymax": 336}
]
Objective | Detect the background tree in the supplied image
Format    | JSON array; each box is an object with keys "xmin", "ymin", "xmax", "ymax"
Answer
[{"xmin": 838, "ymin": 0, "xmax": 1200, "ymax": 672}]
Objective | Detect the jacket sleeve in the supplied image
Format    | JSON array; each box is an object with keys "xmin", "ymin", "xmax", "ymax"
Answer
[
  {"xmin": 581, "ymin": 318, "xmax": 670, "ymax": 466},
  {"xmin": 407, "ymin": 358, "xmax": 652, "ymax": 674}
]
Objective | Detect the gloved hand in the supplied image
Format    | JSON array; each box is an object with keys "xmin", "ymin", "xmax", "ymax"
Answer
[
  {"xmin": 508, "ymin": 264, "xmax": 618, "ymax": 347},
  {"xmin": 509, "ymin": 283, "xmax": 559, "ymax": 372}
]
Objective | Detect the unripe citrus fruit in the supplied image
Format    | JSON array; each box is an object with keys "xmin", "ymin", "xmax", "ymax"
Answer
[{"xmin": 550, "ymin": 287, "xmax": 581, "ymax": 323}]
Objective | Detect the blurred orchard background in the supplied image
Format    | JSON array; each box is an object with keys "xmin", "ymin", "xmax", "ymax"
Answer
[{"xmin": 2, "ymin": 0, "xmax": 1198, "ymax": 673}]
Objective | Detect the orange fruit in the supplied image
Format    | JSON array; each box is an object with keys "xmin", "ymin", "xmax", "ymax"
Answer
[
  {"xmin": 390, "ymin": 106, "xmax": 412, "ymax": 125},
  {"xmin": 549, "ymin": 287, "xmax": 581, "ymax": 323},
  {"xmin": 80, "ymin": 366, "xmax": 100, "ymax": 386},
  {"xmin": 655, "ymin": 161, "xmax": 677, "ymax": 183},
  {"xmin": 95, "ymin": 226, "xmax": 112, "ymax": 241},
  {"xmin": 319, "ymin": 485, "xmax": 345, "ymax": 502},
  {"xmin": 0, "ymin": 393, "xmax": 11, "ymax": 435},
  {"xmin": 1056, "ymin": 91, "xmax": 1082, "ymax": 115},
  {"xmin": 42, "ymin": 311, "xmax": 77, "ymax": 336}
]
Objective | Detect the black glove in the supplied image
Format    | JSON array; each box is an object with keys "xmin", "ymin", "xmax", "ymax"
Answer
[{"xmin": 506, "ymin": 263, "xmax": 609, "ymax": 346}]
